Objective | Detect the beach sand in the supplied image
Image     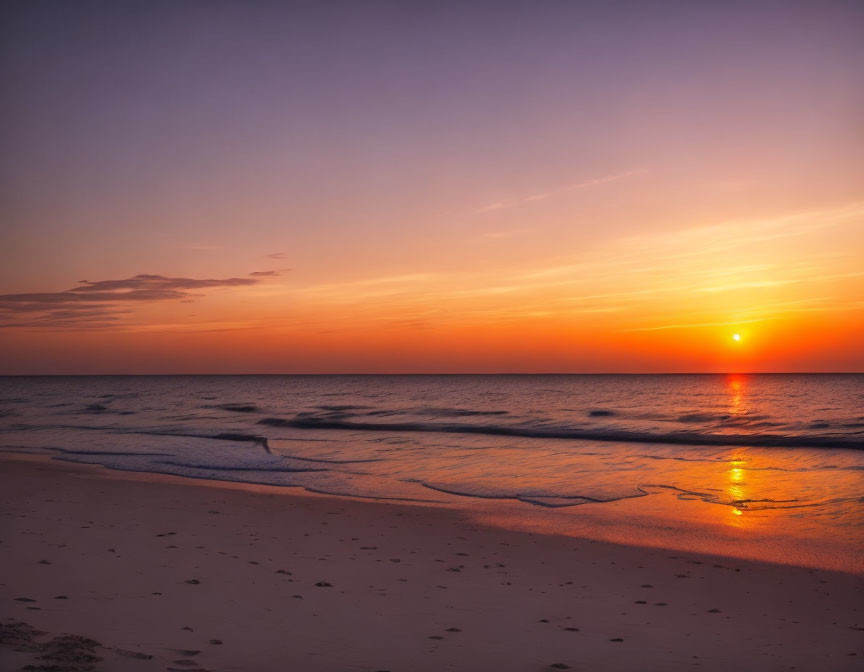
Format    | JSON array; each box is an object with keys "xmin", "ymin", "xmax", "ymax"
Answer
[{"xmin": 1, "ymin": 455, "xmax": 862, "ymax": 672}]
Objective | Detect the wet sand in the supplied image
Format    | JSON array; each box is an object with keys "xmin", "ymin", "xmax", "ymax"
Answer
[{"xmin": 1, "ymin": 455, "xmax": 862, "ymax": 671}]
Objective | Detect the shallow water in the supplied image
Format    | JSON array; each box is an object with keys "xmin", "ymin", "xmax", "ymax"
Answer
[{"xmin": 2, "ymin": 374, "xmax": 863, "ymax": 569}]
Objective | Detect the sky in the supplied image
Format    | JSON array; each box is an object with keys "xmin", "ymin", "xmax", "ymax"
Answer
[{"xmin": 1, "ymin": 0, "xmax": 862, "ymax": 374}]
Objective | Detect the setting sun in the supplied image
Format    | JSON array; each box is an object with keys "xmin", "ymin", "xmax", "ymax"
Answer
[{"xmin": 732, "ymin": 333, "xmax": 742, "ymax": 342}]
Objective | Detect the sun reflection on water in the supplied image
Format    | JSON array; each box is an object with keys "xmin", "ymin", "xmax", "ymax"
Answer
[
  {"xmin": 725, "ymin": 376, "xmax": 753, "ymax": 525},
  {"xmin": 726, "ymin": 458, "xmax": 751, "ymax": 526},
  {"xmin": 726, "ymin": 374, "xmax": 748, "ymax": 418}
]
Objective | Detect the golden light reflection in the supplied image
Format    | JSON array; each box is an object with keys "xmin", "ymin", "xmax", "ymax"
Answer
[
  {"xmin": 724, "ymin": 375, "xmax": 752, "ymax": 526},
  {"xmin": 728, "ymin": 483, "xmax": 745, "ymax": 501},
  {"xmin": 726, "ymin": 374, "xmax": 748, "ymax": 417},
  {"xmin": 725, "ymin": 446, "xmax": 750, "ymax": 525},
  {"xmin": 726, "ymin": 476, "xmax": 748, "ymax": 526}
]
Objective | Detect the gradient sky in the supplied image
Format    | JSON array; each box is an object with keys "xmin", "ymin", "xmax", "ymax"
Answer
[{"xmin": 1, "ymin": 0, "xmax": 862, "ymax": 373}]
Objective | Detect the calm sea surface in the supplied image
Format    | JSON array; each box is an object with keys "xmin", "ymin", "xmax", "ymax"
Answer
[{"xmin": 2, "ymin": 374, "xmax": 862, "ymax": 569}]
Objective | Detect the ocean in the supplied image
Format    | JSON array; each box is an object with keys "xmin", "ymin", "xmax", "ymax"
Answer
[{"xmin": 2, "ymin": 374, "xmax": 863, "ymax": 569}]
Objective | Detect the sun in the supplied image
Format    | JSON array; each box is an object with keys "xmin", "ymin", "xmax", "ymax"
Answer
[{"xmin": 732, "ymin": 333, "xmax": 741, "ymax": 342}]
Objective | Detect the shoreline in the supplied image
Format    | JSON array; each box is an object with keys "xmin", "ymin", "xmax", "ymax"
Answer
[
  {"xmin": 5, "ymin": 449, "xmax": 862, "ymax": 575},
  {"xmin": 2, "ymin": 454, "xmax": 863, "ymax": 671}
]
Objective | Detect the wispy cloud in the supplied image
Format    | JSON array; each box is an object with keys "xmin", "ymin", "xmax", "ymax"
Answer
[
  {"xmin": 282, "ymin": 200, "xmax": 864, "ymax": 334},
  {"xmin": 298, "ymin": 273, "xmax": 439, "ymax": 301},
  {"xmin": 620, "ymin": 317, "xmax": 769, "ymax": 333},
  {"xmin": 474, "ymin": 169, "xmax": 646, "ymax": 215},
  {"xmin": 695, "ymin": 270, "xmax": 864, "ymax": 294},
  {"xmin": 0, "ymin": 274, "xmax": 259, "ymax": 329}
]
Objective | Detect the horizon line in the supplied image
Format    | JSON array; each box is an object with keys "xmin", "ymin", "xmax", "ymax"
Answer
[{"xmin": 1, "ymin": 371, "xmax": 862, "ymax": 377}]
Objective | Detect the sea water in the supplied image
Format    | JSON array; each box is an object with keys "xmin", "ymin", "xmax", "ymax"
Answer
[{"xmin": 2, "ymin": 374, "xmax": 862, "ymax": 569}]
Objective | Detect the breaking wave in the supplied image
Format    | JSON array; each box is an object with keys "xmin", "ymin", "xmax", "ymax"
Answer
[{"xmin": 257, "ymin": 416, "xmax": 864, "ymax": 450}]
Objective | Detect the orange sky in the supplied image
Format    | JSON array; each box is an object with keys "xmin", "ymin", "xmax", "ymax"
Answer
[
  {"xmin": 2, "ymin": 200, "xmax": 862, "ymax": 373},
  {"xmin": 1, "ymin": 1, "xmax": 862, "ymax": 373}
]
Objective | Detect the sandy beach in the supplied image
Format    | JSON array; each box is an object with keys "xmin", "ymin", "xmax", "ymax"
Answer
[{"xmin": 1, "ymin": 455, "xmax": 862, "ymax": 672}]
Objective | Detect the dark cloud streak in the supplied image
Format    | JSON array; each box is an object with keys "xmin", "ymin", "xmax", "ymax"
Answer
[
  {"xmin": 0, "ymin": 273, "xmax": 259, "ymax": 329},
  {"xmin": 71, "ymin": 274, "xmax": 256, "ymax": 293}
]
